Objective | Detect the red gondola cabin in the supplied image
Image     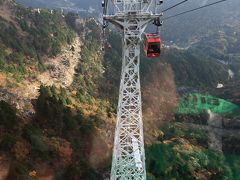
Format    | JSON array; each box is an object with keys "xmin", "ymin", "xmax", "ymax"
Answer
[{"xmin": 144, "ymin": 33, "xmax": 161, "ymax": 58}]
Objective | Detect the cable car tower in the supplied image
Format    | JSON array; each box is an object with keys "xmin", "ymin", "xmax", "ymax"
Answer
[
  {"xmin": 101, "ymin": 0, "xmax": 229, "ymax": 179},
  {"xmin": 102, "ymin": 0, "xmax": 163, "ymax": 179}
]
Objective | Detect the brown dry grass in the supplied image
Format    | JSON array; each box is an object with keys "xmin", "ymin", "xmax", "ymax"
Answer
[
  {"xmin": 0, "ymin": 154, "xmax": 10, "ymax": 180},
  {"xmin": 87, "ymin": 129, "xmax": 112, "ymax": 170},
  {"xmin": 142, "ymin": 62, "xmax": 177, "ymax": 144}
]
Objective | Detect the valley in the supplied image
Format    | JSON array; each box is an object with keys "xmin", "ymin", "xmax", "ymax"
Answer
[{"xmin": 0, "ymin": 0, "xmax": 240, "ymax": 179}]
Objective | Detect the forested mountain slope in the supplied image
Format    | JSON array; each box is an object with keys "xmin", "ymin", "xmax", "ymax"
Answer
[
  {"xmin": 0, "ymin": 1, "xmax": 113, "ymax": 179},
  {"xmin": 16, "ymin": 0, "xmax": 240, "ymax": 45},
  {"xmin": 160, "ymin": 0, "xmax": 240, "ymax": 45}
]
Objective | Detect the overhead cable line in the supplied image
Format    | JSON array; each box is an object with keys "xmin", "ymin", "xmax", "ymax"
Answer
[
  {"xmin": 163, "ymin": 0, "xmax": 228, "ymax": 20},
  {"xmin": 162, "ymin": 0, "xmax": 188, "ymax": 12}
]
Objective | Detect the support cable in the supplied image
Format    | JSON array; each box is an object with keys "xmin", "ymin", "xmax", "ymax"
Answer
[
  {"xmin": 162, "ymin": 0, "xmax": 228, "ymax": 20},
  {"xmin": 162, "ymin": 0, "xmax": 188, "ymax": 12}
]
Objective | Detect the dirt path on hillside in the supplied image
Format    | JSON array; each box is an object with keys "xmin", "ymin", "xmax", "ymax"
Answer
[{"xmin": 12, "ymin": 36, "xmax": 81, "ymax": 100}]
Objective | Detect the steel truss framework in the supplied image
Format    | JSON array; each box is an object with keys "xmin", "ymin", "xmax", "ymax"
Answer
[{"xmin": 104, "ymin": 1, "xmax": 162, "ymax": 179}]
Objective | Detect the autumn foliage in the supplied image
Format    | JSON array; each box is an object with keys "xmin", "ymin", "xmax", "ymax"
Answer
[
  {"xmin": 11, "ymin": 140, "xmax": 29, "ymax": 161},
  {"xmin": 46, "ymin": 137, "xmax": 73, "ymax": 166}
]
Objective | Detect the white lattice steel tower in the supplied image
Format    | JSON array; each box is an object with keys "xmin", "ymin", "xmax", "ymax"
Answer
[{"xmin": 103, "ymin": 0, "xmax": 162, "ymax": 179}]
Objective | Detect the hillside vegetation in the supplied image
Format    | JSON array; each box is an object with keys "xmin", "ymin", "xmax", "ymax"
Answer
[
  {"xmin": 0, "ymin": 1, "xmax": 114, "ymax": 179},
  {"xmin": 0, "ymin": 0, "xmax": 75, "ymax": 82},
  {"xmin": 0, "ymin": 0, "xmax": 240, "ymax": 179},
  {"xmin": 146, "ymin": 123, "xmax": 240, "ymax": 180}
]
